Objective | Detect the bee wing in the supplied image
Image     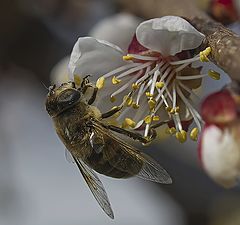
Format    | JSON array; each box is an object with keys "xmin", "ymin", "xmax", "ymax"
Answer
[
  {"xmin": 92, "ymin": 121, "xmax": 172, "ymax": 184},
  {"xmin": 73, "ymin": 156, "xmax": 114, "ymax": 219},
  {"xmin": 135, "ymin": 152, "xmax": 172, "ymax": 184},
  {"xmin": 65, "ymin": 148, "xmax": 75, "ymax": 163}
]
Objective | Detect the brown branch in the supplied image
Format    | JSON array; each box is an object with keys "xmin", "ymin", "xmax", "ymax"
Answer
[
  {"xmin": 120, "ymin": 0, "xmax": 240, "ymax": 81},
  {"xmin": 191, "ymin": 18, "xmax": 240, "ymax": 81}
]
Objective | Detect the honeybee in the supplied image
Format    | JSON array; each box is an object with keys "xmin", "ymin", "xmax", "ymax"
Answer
[{"xmin": 45, "ymin": 77, "xmax": 172, "ymax": 219}]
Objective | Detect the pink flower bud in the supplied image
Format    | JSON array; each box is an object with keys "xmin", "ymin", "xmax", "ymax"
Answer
[{"xmin": 201, "ymin": 90, "xmax": 237, "ymax": 126}]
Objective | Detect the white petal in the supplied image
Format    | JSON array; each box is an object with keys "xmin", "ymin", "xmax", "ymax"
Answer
[
  {"xmin": 201, "ymin": 125, "xmax": 240, "ymax": 188},
  {"xmin": 136, "ymin": 16, "xmax": 205, "ymax": 56},
  {"xmin": 68, "ymin": 37, "xmax": 126, "ymax": 81}
]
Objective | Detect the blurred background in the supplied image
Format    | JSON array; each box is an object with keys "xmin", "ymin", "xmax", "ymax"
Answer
[{"xmin": 0, "ymin": 0, "xmax": 240, "ymax": 225}]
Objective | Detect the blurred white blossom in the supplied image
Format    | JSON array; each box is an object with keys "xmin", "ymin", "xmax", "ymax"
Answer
[
  {"xmin": 90, "ymin": 12, "xmax": 141, "ymax": 52},
  {"xmin": 200, "ymin": 89, "xmax": 240, "ymax": 188}
]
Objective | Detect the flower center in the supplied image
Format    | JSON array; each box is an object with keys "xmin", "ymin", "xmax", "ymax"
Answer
[{"xmin": 95, "ymin": 47, "xmax": 220, "ymax": 143}]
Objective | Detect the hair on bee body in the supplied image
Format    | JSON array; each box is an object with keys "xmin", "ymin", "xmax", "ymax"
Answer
[{"xmin": 45, "ymin": 76, "xmax": 172, "ymax": 219}]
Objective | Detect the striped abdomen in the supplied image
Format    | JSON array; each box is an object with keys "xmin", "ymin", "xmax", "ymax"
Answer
[{"xmin": 85, "ymin": 137, "xmax": 143, "ymax": 179}]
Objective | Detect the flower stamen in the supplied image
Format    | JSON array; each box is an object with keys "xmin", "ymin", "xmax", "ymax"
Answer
[
  {"xmin": 176, "ymin": 85, "xmax": 202, "ymax": 132},
  {"xmin": 112, "ymin": 76, "xmax": 121, "ymax": 84},
  {"xmin": 100, "ymin": 44, "xmax": 216, "ymax": 142},
  {"xmin": 123, "ymin": 55, "xmax": 134, "ymax": 61},
  {"xmin": 124, "ymin": 54, "xmax": 159, "ymax": 61},
  {"xmin": 175, "ymin": 130, "xmax": 187, "ymax": 143},
  {"xmin": 117, "ymin": 62, "xmax": 153, "ymax": 79},
  {"xmin": 122, "ymin": 118, "xmax": 136, "ymax": 128},
  {"xmin": 190, "ymin": 127, "xmax": 199, "ymax": 141},
  {"xmin": 96, "ymin": 76, "xmax": 105, "ymax": 89},
  {"xmin": 200, "ymin": 47, "xmax": 211, "ymax": 62},
  {"xmin": 148, "ymin": 97, "xmax": 156, "ymax": 111},
  {"xmin": 208, "ymin": 70, "xmax": 220, "ymax": 80},
  {"xmin": 103, "ymin": 63, "xmax": 142, "ymax": 79}
]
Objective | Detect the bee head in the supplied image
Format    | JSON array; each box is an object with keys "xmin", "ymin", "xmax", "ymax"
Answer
[{"xmin": 46, "ymin": 81, "xmax": 81, "ymax": 117}]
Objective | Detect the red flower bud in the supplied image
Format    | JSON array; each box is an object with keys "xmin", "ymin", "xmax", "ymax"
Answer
[{"xmin": 201, "ymin": 90, "xmax": 237, "ymax": 126}]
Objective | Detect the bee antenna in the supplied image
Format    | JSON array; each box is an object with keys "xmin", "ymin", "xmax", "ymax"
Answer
[{"xmin": 40, "ymin": 81, "xmax": 49, "ymax": 90}]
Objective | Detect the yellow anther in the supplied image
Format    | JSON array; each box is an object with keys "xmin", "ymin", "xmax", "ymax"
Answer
[
  {"xmin": 124, "ymin": 118, "xmax": 136, "ymax": 128},
  {"xmin": 123, "ymin": 55, "xmax": 134, "ymax": 61},
  {"xmin": 169, "ymin": 127, "xmax": 177, "ymax": 135},
  {"xmin": 175, "ymin": 106, "xmax": 180, "ymax": 113},
  {"xmin": 74, "ymin": 75, "xmax": 81, "ymax": 86},
  {"xmin": 175, "ymin": 130, "xmax": 187, "ymax": 143},
  {"xmin": 146, "ymin": 92, "xmax": 153, "ymax": 97},
  {"xmin": 200, "ymin": 47, "xmax": 211, "ymax": 62},
  {"xmin": 190, "ymin": 127, "xmax": 199, "ymax": 141},
  {"xmin": 155, "ymin": 81, "xmax": 165, "ymax": 88},
  {"xmin": 132, "ymin": 102, "xmax": 140, "ymax": 109},
  {"xmin": 153, "ymin": 115, "xmax": 160, "ymax": 121},
  {"xmin": 165, "ymin": 106, "xmax": 172, "ymax": 113},
  {"xmin": 132, "ymin": 83, "xmax": 139, "ymax": 90},
  {"xmin": 144, "ymin": 115, "xmax": 152, "ymax": 124},
  {"xmin": 170, "ymin": 108, "xmax": 175, "ymax": 114},
  {"xmin": 127, "ymin": 97, "xmax": 133, "ymax": 107},
  {"xmin": 200, "ymin": 52, "xmax": 208, "ymax": 62},
  {"xmin": 148, "ymin": 98, "xmax": 156, "ymax": 111},
  {"xmin": 123, "ymin": 95, "xmax": 133, "ymax": 106},
  {"xmin": 96, "ymin": 76, "xmax": 105, "ymax": 89},
  {"xmin": 204, "ymin": 47, "xmax": 211, "ymax": 54},
  {"xmin": 110, "ymin": 96, "xmax": 116, "ymax": 102},
  {"xmin": 208, "ymin": 70, "xmax": 220, "ymax": 80},
  {"xmin": 112, "ymin": 76, "xmax": 121, "ymax": 84}
]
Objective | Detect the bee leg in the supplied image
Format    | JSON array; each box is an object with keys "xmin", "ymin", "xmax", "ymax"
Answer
[
  {"xmin": 78, "ymin": 76, "xmax": 98, "ymax": 105},
  {"xmin": 145, "ymin": 121, "xmax": 169, "ymax": 142},
  {"xmin": 150, "ymin": 121, "xmax": 168, "ymax": 129},
  {"xmin": 79, "ymin": 75, "xmax": 94, "ymax": 93},
  {"xmin": 103, "ymin": 124, "xmax": 155, "ymax": 144},
  {"xmin": 88, "ymin": 87, "xmax": 98, "ymax": 105},
  {"xmin": 80, "ymin": 75, "xmax": 91, "ymax": 88},
  {"xmin": 101, "ymin": 106, "xmax": 122, "ymax": 119},
  {"xmin": 101, "ymin": 90, "xmax": 135, "ymax": 118}
]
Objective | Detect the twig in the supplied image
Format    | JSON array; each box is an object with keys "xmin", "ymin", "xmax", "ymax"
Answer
[{"xmin": 191, "ymin": 18, "xmax": 240, "ymax": 81}]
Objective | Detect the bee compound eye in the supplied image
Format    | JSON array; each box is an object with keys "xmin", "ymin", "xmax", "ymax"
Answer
[{"xmin": 58, "ymin": 89, "xmax": 80, "ymax": 105}]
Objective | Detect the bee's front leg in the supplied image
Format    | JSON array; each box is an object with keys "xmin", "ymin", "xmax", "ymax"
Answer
[
  {"xmin": 87, "ymin": 87, "xmax": 98, "ymax": 105},
  {"xmin": 79, "ymin": 75, "xmax": 98, "ymax": 105},
  {"xmin": 80, "ymin": 75, "xmax": 91, "ymax": 92},
  {"xmin": 101, "ymin": 90, "xmax": 135, "ymax": 119}
]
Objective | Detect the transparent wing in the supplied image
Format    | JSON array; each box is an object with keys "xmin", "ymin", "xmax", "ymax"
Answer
[
  {"xmin": 135, "ymin": 153, "xmax": 172, "ymax": 184},
  {"xmin": 92, "ymin": 120, "xmax": 172, "ymax": 184},
  {"xmin": 65, "ymin": 148, "xmax": 75, "ymax": 163},
  {"xmin": 73, "ymin": 156, "xmax": 114, "ymax": 219}
]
